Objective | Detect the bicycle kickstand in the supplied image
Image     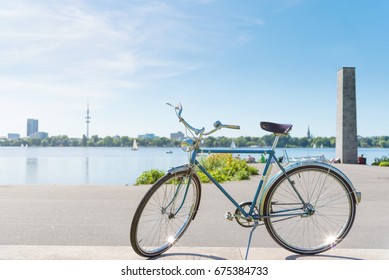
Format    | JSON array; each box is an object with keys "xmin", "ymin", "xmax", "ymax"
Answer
[{"xmin": 245, "ymin": 220, "xmax": 259, "ymax": 260}]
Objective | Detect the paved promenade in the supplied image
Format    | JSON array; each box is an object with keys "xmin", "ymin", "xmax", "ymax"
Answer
[{"xmin": 0, "ymin": 164, "xmax": 388, "ymax": 260}]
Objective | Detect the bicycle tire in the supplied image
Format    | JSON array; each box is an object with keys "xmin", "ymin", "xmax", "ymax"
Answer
[
  {"xmin": 130, "ymin": 170, "xmax": 201, "ymax": 257},
  {"xmin": 263, "ymin": 164, "xmax": 356, "ymax": 254}
]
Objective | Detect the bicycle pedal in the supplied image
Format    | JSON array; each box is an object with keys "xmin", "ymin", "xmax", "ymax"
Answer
[{"xmin": 225, "ymin": 212, "xmax": 234, "ymax": 221}]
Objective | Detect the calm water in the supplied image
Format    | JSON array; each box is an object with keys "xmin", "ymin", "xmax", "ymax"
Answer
[{"xmin": 0, "ymin": 147, "xmax": 388, "ymax": 185}]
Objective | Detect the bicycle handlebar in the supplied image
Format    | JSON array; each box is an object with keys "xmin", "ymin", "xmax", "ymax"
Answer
[{"xmin": 167, "ymin": 103, "xmax": 240, "ymax": 136}]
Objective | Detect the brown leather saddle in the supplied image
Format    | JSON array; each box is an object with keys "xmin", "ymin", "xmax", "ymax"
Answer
[{"xmin": 260, "ymin": 122, "xmax": 293, "ymax": 134}]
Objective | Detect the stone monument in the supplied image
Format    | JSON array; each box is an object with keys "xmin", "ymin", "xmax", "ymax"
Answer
[{"xmin": 336, "ymin": 67, "xmax": 358, "ymax": 164}]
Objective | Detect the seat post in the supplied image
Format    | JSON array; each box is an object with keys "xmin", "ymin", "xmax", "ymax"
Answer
[{"xmin": 271, "ymin": 134, "xmax": 281, "ymax": 150}]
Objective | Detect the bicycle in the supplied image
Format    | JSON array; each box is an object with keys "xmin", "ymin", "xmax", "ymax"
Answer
[{"xmin": 130, "ymin": 104, "xmax": 362, "ymax": 259}]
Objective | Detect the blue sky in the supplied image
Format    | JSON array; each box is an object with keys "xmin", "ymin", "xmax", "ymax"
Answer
[{"xmin": 1, "ymin": 0, "xmax": 388, "ymax": 138}]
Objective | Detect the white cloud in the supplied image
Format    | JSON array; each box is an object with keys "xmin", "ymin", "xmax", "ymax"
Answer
[{"xmin": 0, "ymin": 1, "xmax": 205, "ymax": 93}]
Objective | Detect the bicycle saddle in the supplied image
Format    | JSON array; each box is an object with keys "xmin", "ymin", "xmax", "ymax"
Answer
[{"xmin": 260, "ymin": 122, "xmax": 293, "ymax": 134}]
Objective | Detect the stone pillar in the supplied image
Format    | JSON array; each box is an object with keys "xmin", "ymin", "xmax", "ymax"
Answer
[{"xmin": 336, "ymin": 67, "xmax": 358, "ymax": 164}]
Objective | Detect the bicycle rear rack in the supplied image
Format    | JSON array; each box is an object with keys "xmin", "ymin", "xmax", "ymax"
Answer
[{"xmin": 282, "ymin": 150, "xmax": 329, "ymax": 165}]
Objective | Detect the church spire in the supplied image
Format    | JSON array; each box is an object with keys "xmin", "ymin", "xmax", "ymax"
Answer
[{"xmin": 307, "ymin": 126, "xmax": 312, "ymax": 139}]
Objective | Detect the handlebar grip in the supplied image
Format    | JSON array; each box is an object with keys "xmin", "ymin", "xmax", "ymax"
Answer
[{"xmin": 225, "ymin": 124, "xmax": 240, "ymax": 130}]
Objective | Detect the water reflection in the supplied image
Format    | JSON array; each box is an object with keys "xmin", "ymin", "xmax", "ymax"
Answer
[
  {"xmin": 84, "ymin": 157, "xmax": 90, "ymax": 184},
  {"xmin": 0, "ymin": 147, "xmax": 386, "ymax": 185},
  {"xmin": 25, "ymin": 157, "xmax": 38, "ymax": 184}
]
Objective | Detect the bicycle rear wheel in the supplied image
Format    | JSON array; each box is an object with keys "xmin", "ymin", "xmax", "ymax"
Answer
[
  {"xmin": 130, "ymin": 170, "xmax": 201, "ymax": 257},
  {"xmin": 263, "ymin": 164, "xmax": 356, "ymax": 254}
]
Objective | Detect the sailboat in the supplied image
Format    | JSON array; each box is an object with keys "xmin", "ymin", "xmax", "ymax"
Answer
[
  {"xmin": 131, "ymin": 139, "xmax": 138, "ymax": 150},
  {"xmin": 231, "ymin": 140, "xmax": 236, "ymax": 149}
]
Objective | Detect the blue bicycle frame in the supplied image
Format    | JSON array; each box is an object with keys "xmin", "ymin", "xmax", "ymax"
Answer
[
  {"xmin": 169, "ymin": 103, "xmax": 308, "ymax": 221},
  {"xmin": 196, "ymin": 148, "xmax": 276, "ymax": 218}
]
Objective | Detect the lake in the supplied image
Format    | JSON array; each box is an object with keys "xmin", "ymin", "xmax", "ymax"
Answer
[{"xmin": 0, "ymin": 147, "xmax": 388, "ymax": 185}]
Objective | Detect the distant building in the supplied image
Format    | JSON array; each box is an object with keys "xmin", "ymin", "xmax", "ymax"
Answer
[
  {"xmin": 307, "ymin": 126, "xmax": 313, "ymax": 139},
  {"xmin": 8, "ymin": 133, "xmax": 20, "ymax": 140},
  {"xmin": 170, "ymin": 131, "xmax": 184, "ymax": 141},
  {"xmin": 30, "ymin": 132, "xmax": 49, "ymax": 139},
  {"xmin": 27, "ymin": 119, "xmax": 39, "ymax": 137},
  {"xmin": 138, "ymin": 133, "xmax": 157, "ymax": 139}
]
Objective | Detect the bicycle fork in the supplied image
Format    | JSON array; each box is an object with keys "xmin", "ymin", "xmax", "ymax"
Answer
[{"xmin": 163, "ymin": 173, "xmax": 193, "ymax": 218}]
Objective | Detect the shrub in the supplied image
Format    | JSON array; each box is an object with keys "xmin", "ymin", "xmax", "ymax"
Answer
[
  {"xmin": 135, "ymin": 169, "xmax": 165, "ymax": 185},
  {"xmin": 134, "ymin": 154, "xmax": 259, "ymax": 185},
  {"xmin": 197, "ymin": 153, "xmax": 258, "ymax": 183},
  {"xmin": 379, "ymin": 162, "xmax": 389, "ymax": 167},
  {"xmin": 372, "ymin": 156, "xmax": 389, "ymax": 166}
]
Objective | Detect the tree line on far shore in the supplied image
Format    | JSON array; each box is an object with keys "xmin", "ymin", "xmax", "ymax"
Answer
[{"xmin": 1, "ymin": 134, "xmax": 389, "ymax": 148}]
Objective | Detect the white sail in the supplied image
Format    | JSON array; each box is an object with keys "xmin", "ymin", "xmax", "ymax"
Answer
[
  {"xmin": 231, "ymin": 140, "xmax": 236, "ymax": 149},
  {"xmin": 132, "ymin": 139, "xmax": 138, "ymax": 150}
]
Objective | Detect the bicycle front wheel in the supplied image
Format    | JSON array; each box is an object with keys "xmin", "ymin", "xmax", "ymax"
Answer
[
  {"xmin": 263, "ymin": 164, "xmax": 356, "ymax": 254},
  {"xmin": 130, "ymin": 170, "xmax": 201, "ymax": 257}
]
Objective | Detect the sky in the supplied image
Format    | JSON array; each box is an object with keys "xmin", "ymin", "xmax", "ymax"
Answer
[{"xmin": 1, "ymin": 0, "xmax": 388, "ymax": 139}]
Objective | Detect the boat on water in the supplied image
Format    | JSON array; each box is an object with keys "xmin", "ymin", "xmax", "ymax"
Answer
[
  {"xmin": 131, "ymin": 139, "xmax": 138, "ymax": 150},
  {"xmin": 166, "ymin": 151, "xmax": 173, "ymax": 154},
  {"xmin": 231, "ymin": 140, "xmax": 236, "ymax": 149}
]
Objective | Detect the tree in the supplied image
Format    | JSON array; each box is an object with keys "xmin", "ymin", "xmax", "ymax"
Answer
[
  {"xmin": 235, "ymin": 136, "xmax": 247, "ymax": 148},
  {"xmin": 113, "ymin": 137, "xmax": 122, "ymax": 147},
  {"xmin": 120, "ymin": 136, "xmax": 130, "ymax": 146},
  {"xmin": 262, "ymin": 135, "xmax": 275, "ymax": 146},
  {"xmin": 1, "ymin": 134, "xmax": 389, "ymax": 148},
  {"xmin": 70, "ymin": 138, "xmax": 81, "ymax": 147},
  {"xmin": 82, "ymin": 135, "xmax": 88, "ymax": 146},
  {"xmin": 88, "ymin": 135, "xmax": 100, "ymax": 146},
  {"xmin": 103, "ymin": 136, "xmax": 114, "ymax": 146},
  {"xmin": 41, "ymin": 139, "xmax": 49, "ymax": 147},
  {"xmin": 378, "ymin": 140, "xmax": 388, "ymax": 148},
  {"xmin": 203, "ymin": 136, "xmax": 216, "ymax": 147}
]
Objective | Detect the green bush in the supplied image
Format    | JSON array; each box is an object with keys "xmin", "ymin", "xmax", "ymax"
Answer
[
  {"xmin": 134, "ymin": 154, "xmax": 259, "ymax": 185},
  {"xmin": 372, "ymin": 156, "xmax": 389, "ymax": 166},
  {"xmin": 379, "ymin": 162, "xmax": 389, "ymax": 167},
  {"xmin": 135, "ymin": 169, "xmax": 165, "ymax": 185},
  {"xmin": 197, "ymin": 153, "xmax": 258, "ymax": 183}
]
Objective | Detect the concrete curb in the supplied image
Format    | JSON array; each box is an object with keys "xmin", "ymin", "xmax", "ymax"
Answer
[{"xmin": 1, "ymin": 245, "xmax": 388, "ymax": 260}]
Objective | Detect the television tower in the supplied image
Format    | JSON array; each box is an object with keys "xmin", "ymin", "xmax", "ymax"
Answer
[{"xmin": 85, "ymin": 102, "xmax": 91, "ymax": 138}]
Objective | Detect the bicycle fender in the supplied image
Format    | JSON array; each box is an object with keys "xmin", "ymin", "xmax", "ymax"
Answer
[
  {"xmin": 167, "ymin": 164, "xmax": 195, "ymax": 175},
  {"xmin": 259, "ymin": 161, "xmax": 361, "ymax": 216}
]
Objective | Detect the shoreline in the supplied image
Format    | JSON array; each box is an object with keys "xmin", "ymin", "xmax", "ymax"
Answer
[{"xmin": 0, "ymin": 163, "xmax": 387, "ymax": 188}]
